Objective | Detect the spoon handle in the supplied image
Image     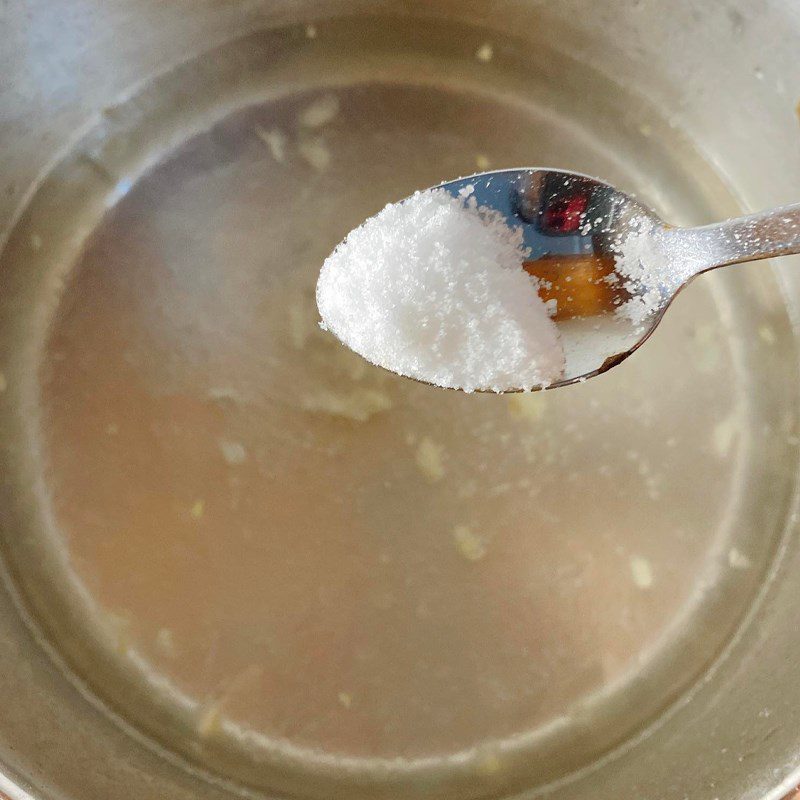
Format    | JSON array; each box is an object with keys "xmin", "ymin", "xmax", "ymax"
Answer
[{"xmin": 673, "ymin": 203, "xmax": 800, "ymax": 274}]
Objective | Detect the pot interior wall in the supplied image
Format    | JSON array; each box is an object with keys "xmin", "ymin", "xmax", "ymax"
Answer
[{"xmin": 1, "ymin": 4, "xmax": 800, "ymax": 800}]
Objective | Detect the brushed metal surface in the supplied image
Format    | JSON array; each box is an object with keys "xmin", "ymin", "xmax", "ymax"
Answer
[{"xmin": 1, "ymin": 3, "xmax": 800, "ymax": 800}]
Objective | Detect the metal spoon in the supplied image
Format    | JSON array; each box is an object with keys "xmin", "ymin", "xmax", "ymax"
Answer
[{"xmin": 428, "ymin": 168, "xmax": 800, "ymax": 390}]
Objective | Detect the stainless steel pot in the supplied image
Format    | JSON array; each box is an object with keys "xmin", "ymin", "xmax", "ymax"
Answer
[{"xmin": 2, "ymin": 1, "xmax": 800, "ymax": 799}]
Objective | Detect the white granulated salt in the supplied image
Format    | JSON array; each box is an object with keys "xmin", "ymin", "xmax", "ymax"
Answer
[
  {"xmin": 613, "ymin": 222, "xmax": 671, "ymax": 326},
  {"xmin": 316, "ymin": 189, "xmax": 565, "ymax": 392},
  {"xmin": 613, "ymin": 219, "xmax": 703, "ymax": 327}
]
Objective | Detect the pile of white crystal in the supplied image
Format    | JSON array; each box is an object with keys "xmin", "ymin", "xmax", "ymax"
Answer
[
  {"xmin": 613, "ymin": 221, "xmax": 672, "ymax": 326},
  {"xmin": 613, "ymin": 218, "xmax": 702, "ymax": 327},
  {"xmin": 316, "ymin": 188, "xmax": 565, "ymax": 392}
]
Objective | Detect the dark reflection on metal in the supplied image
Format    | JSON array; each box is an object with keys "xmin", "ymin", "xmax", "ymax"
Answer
[{"xmin": 441, "ymin": 170, "xmax": 639, "ymax": 321}]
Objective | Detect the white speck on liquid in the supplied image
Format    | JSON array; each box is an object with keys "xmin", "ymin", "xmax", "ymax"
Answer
[
  {"xmin": 453, "ymin": 524, "xmax": 487, "ymax": 562},
  {"xmin": 255, "ymin": 126, "xmax": 287, "ymax": 164},
  {"xmin": 298, "ymin": 94, "xmax": 340, "ymax": 129},
  {"xmin": 298, "ymin": 136, "xmax": 331, "ymax": 171},
  {"xmin": 415, "ymin": 437, "xmax": 446, "ymax": 482},
  {"xmin": 728, "ymin": 547, "xmax": 752, "ymax": 570},
  {"xmin": 507, "ymin": 392, "xmax": 547, "ymax": 422},
  {"xmin": 208, "ymin": 386, "xmax": 246, "ymax": 404},
  {"xmin": 758, "ymin": 325, "xmax": 777, "ymax": 345},
  {"xmin": 218, "ymin": 439, "xmax": 247, "ymax": 465},
  {"xmin": 712, "ymin": 413, "xmax": 738, "ymax": 458},
  {"xmin": 476, "ymin": 43, "xmax": 494, "ymax": 62},
  {"xmin": 156, "ymin": 627, "xmax": 177, "ymax": 658},
  {"xmin": 196, "ymin": 699, "xmax": 223, "ymax": 737},
  {"xmin": 300, "ymin": 388, "xmax": 392, "ymax": 422},
  {"xmin": 630, "ymin": 556, "xmax": 654, "ymax": 589},
  {"xmin": 474, "ymin": 750, "xmax": 502, "ymax": 775}
]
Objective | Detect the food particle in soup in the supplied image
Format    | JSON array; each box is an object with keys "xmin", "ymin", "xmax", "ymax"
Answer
[
  {"xmin": 415, "ymin": 436, "xmax": 446, "ymax": 482},
  {"xmin": 452, "ymin": 524, "xmax": 488, "ymax": 562}
]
